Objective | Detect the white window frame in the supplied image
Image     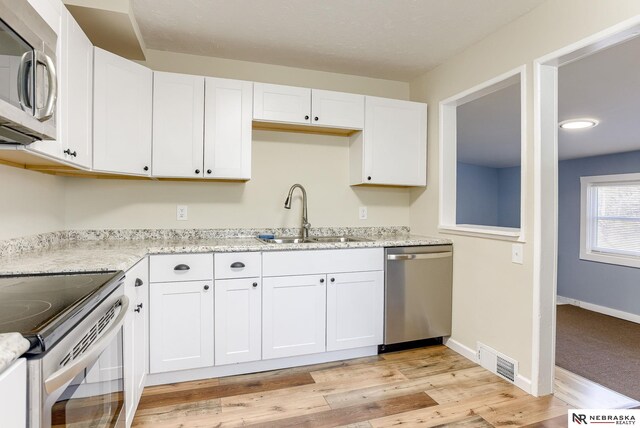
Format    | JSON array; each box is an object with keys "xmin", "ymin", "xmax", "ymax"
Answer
[
  {"xmin": 580, "ymin": 172, "xmax": 640, "ymax": 268},
  {"xmin": 438, "ymin": 66, "xmax": 526, "ymax": 241}
]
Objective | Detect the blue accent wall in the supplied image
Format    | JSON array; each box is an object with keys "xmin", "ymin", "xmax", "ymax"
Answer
[
  {"xmin": 456, "ymin": 162, "xmax": 498, "ymax": 226},
  {"xmin": 498, "ymin": 166, "xmax": 521, "ymax": 228},
  {"xmin": 558, "ymin": 150, "xmax": 640, "ymax": 316},
  {"xmin": 456, "ymin": 162, "xmax": 520, "ymax": 228}
]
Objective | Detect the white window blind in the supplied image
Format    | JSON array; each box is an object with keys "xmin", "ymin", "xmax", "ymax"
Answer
[{"xmin": 580, "ymin": 173, "xmax": 640, "ymax": 268}]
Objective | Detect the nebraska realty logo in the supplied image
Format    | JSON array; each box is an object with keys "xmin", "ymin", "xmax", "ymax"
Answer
[{"xmin": 569, "ymin": 409, "xmax": 639, "ymax": 426}]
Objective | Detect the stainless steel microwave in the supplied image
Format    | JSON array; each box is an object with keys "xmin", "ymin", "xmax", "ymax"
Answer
[{"xmin": 0, "ymin": 0, "xmax": 57, "ymax": 144}]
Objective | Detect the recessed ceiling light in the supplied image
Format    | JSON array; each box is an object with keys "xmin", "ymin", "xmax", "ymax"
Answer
[{"xmin": 559, "ymin": 118, "xmax": 599, "ymax": 130}]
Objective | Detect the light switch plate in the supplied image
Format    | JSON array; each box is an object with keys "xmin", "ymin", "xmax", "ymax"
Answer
[
  {"xmin": 177, "ymin": 205, "xmax": 188, "ymax": 221},
  {"xmin": 512, "ymin": 243, "xmax": 523, "ymax": 264},
  {"xmin": 359, "ymin": 206, "xmax": 368, "ymax": 220}
]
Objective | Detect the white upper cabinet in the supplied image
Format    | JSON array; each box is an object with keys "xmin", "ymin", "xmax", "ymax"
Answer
[
  {"xmin": 311, "ymin": 89, "xmax": 364, "ymax": 129},
  {"xmin": 350, "ymin": 96, "xmax": 427, "ymax": 186},
  {"xmin": 58, "ymin": 9, "xmax": 93, "ymax": 168},
  {"xmin": 253, "ymin": 83, "xmax": 311, "ymax": 125},
  {"xmin": 152, "ymin": 72, "xmax": 205, "ymax": 178},
  {"xmin": 253, "ymin": 84, "xmax": 365, "ymax": 131},
  {"xmin": 93, "ymin": 47, "xmax": 152, "ymax": 176},
  {"xmin": 204, "ymin": 78, "xmax": 252, "ymax": 179}
]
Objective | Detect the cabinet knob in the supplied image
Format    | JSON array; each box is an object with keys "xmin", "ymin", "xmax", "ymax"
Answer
[
  {"xmin": 367, "ymin": 176, "xmax": 372, "ymax": 181},
  {"xmin": 330, "ymin": 278, "xmax": 335, "ymax": 283},
  {"xmin": 252, "ymin": 282, "xmax": 258, "ymax": 288},
  {"xmin": 134, "ymin": 304, "xmax": 142, "ymax": 313},
  {"xmin": 63, "ymin": 149, "xmax": 71, "ymax": 155},
  {"xmin": 204, "ymin": 285, "xmax": 210, "ymax": 291},
  {"xmin": 71, "ymin": 151, "xmax": 77, "ymax": 157},
  {"xmin": 137, "ymin": 303, "xmax": 143, "ymax": 309},
  {"xmin": 134, "ymin": 307, "xmax": 141, "ymax": 313},
  {"xmin": 207, "ymin": 169, "xmax": 212, "ymax": 174},
  {"xmin": 320, "ymin": 278, "xmax": 325, "ymax": 283},
  {"xmin": 135, "ymin": 278, "xmax": 143, "ymax": 287},
  {"xmin": 314, "ymin": 116, "xmax": 319, "ymax": 121},
  {"xmin": 195, "ymin": 169, "xmax": 200, "ymax": 174},
  {"xmin": 304, "ymin": 115, "xmax": 309, "ymax": 120},
  {"xmin": 144, "ymin": 166, "xmax": 149, "ymax": 171}
]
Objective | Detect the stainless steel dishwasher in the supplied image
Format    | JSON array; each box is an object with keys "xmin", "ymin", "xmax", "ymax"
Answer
[{"xmin": 384, "ymin": 245, "xmax": 453, "ymax": 346}]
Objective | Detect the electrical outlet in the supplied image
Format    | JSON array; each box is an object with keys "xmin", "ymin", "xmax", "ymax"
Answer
[
  {"xmin": 359, "ymin": 206, "xmax": 368, "ymax": 220},
  {"xmin": 176, "ymin": 205, "xmax": 188, "ymax": 221},
  {"xmin": 512, "ymin": 243, "xmax": 523, "ymax": 264}
]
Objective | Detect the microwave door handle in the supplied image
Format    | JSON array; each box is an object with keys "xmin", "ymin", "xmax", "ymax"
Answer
[
  {"xmin": 17, "ymin": 51, "xmax": 33, "ymax": 113},
  {"xmin": 44, "ymin": 296, "xmax": 129, "ymax": 395},
  {"xmin": 33, "ymin": 51, "xmax": 57, "ymax": 121}
]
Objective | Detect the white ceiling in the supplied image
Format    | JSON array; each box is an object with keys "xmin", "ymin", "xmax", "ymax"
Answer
[
  {"xmin": 130, "ymin": 0, "xmax": 543, "ymax": 81},
  {"xmin": 558, "ymin": 35, "xmax": 640, "ymax": 161},
  {"xmin": 457, "ymin": 34, "xmax": 640, "ymax": 168},
  {"xmin": 457, "ymin": 82, "xmax": 520, "ymax": 168}
]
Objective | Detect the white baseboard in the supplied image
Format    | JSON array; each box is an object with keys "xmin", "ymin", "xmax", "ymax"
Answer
[
  {"xmin": 557, "ymin": 295, "xmax": 640, "ymax": 324},
  {"xmin": 444, "ymin": 337, "xmax": 532, "ymax": 394}
]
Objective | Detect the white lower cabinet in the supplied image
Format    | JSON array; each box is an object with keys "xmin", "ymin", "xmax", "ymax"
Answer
[
  {"xmin": 0, "ymin": 358, "xmax": 26, "ymax": 428},
  {"xmin": 149, "ymin": 280, "xmax": 214, "ymax": 373},
  {"xmin": 214, "ymin": 278, "xmax": 261, "ymax": 365},
  {"xmin": 262, "ymin": 274, "xmax": 327, "ymax": 359},
  {"xmin": 124, "ymin": 257, "xmax": 148, "ymax": 427},
  {"xmin": 326, "ymin": 271, "xmax": 384, "ymax": 351}
]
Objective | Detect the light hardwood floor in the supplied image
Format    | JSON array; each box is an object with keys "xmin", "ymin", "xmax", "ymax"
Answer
[{"xmin": 133, "ymin": 345, "xmax": 573, "ymax": 427}]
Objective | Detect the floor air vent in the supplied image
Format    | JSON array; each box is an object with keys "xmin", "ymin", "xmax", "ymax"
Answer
[{"xmin": 477, "ymin": 342, "xmax": 518, "ymax": 383}]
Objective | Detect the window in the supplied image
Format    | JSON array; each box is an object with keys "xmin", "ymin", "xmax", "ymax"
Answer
[
  {"xmin": 439, "ymin": 66, "xmax": 525, "ymax": 240},
  {"xmin": 580, "ymin": 173, "xmax": 640, "ymax": 268}
]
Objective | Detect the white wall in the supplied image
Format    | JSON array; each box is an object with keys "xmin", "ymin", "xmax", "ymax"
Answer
[
  {"xmin": 65, "ymin": 131, "xmax": 410, "ymax": 229},
  {"xmin": 409, "ymin": 0, "xmax": 640, "ymax": 384},
  {"xmin": 0, "ymin": 164, "xmax": 66, "ymax": 240}
]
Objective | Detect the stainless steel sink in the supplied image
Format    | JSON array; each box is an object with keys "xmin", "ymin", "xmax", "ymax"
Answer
[
  {"xmin": 257, "ymin": 235, "xmax": 371, "ymax": 244},
  {"xmin": 258, "ymin": 237, "xmax": 315, "ymax": 244},
  {"xmin": 310, "ymin": 236, "xmax": 371, "ymax": 243}
]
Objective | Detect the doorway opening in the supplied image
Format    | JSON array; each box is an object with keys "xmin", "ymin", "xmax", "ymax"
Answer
[{"xmin": 534, "ymin": 18, "xmax": 640, "ymax": 407}]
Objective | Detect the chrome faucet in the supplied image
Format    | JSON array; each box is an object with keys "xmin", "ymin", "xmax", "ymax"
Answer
[{"xmin": 284, "ymin": 184, "xmax": 310, "ymax": 239}]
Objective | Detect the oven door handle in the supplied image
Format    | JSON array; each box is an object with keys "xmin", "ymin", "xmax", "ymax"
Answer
[{"xmin": 44, "ymin": 296, "xmax": 129, "ymax": 394}]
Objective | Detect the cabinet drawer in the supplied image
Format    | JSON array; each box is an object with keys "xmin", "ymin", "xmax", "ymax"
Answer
[
  {"xmin": 149, "ymin": 254, "xmax": 213, "ymax": 282},
  {"xmin": 215, "ymin": 252, "xmax": 261, "ymax": 279}
]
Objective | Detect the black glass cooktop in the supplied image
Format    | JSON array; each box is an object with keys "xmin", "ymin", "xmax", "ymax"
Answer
[{"xmin": 0, "ymin": 271, "xmax": 124, "ymax": 354}]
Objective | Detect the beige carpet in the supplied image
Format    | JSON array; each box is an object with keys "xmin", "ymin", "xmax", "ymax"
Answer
[{"xmin": 556, "ymin": 305, "xmax": 640, "ymax": 401}]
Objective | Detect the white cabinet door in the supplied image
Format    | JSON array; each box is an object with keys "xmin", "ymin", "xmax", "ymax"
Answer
[
  {"xmin": 311, "ymin": 89, "xmax": 364, "ymax": 129},
  {"xmin": 93, "ymin": 47, "xmax": 152, "ymax": 176},
  {"xmin": 152, "ymin": 72, "xmax": 205, "ymax": 178},
  {"xmin": 356, "ymin": 96, "xmax": 427, "ymax": 186},
  {"xmin": 124, "ymin": 257, "xmax": 148, "ymax": 427},
  {"xmin": 59, "ymin": 10, "xmax": 92, "ymax": 168},
  {"xmin": 204, "ymin": 77, "xmax": 252, "ymax": 179},
  {"xmin": 214, "ymin": 278, "xmax": 261, "ymax": 365},
  {"xmin": 0, "ymin": 358, "xmax": 26, "ymax": 428},
  {"xmin": 326, "ymin": 271, "xmax": 384, "ymax": 351},
  {"xmin": 253, "ymin": 83, "xmax": 311, "ymax": 125},
  {"xmin": 262, "ymin": 274, "xmax": 326, "ymax": 359},
  {"xmin": 149, "ymin": 280, "xmax": 214, "ymax": 373}
]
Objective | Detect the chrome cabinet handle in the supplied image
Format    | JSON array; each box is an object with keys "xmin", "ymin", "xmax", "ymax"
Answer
[
  {"xmin": 34, "ymin": 51, "xmax": 57, "ymax": 121},
  {"xmin": 230, "ymin": 262, "xmax": 245, "ymax": 268},
  {"xmin": 387, "ymin": 252, "xmax": 453, "ymax": 261},
  {"xmin": 17, "ymin": 52, "xmax": 33, "ymax": 113},
  {"xmin": 174, "ymin": 264, "xmax": 190, "ymax": 271},
  {"xmin": 44, "ymin": 296, "xmax": 129, "ymax": 394}
]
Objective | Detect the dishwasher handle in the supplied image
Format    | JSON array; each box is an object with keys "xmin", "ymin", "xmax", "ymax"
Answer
[{"xmin": 387, "ymin": 251, "xmax": 452, "ymax": 261}]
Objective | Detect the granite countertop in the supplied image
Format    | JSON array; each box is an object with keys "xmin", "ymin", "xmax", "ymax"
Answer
[
  {"xmin": 0, "ymin": 227, "xmax": 451, "ymax": 276},
  {"xmin": 0, "ymin": 333, "xmax": 29, "ymax": 375}
]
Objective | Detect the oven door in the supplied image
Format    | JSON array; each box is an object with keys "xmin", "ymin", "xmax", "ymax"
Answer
[{"xmin": 29, "ymin": 291, "xmax": 129, "ymax": 428}]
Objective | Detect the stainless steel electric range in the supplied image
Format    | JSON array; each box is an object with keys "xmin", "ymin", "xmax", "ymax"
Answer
[{"xmin": 0, "ymin": 271, "xmax": 128, "ymax": 428}]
